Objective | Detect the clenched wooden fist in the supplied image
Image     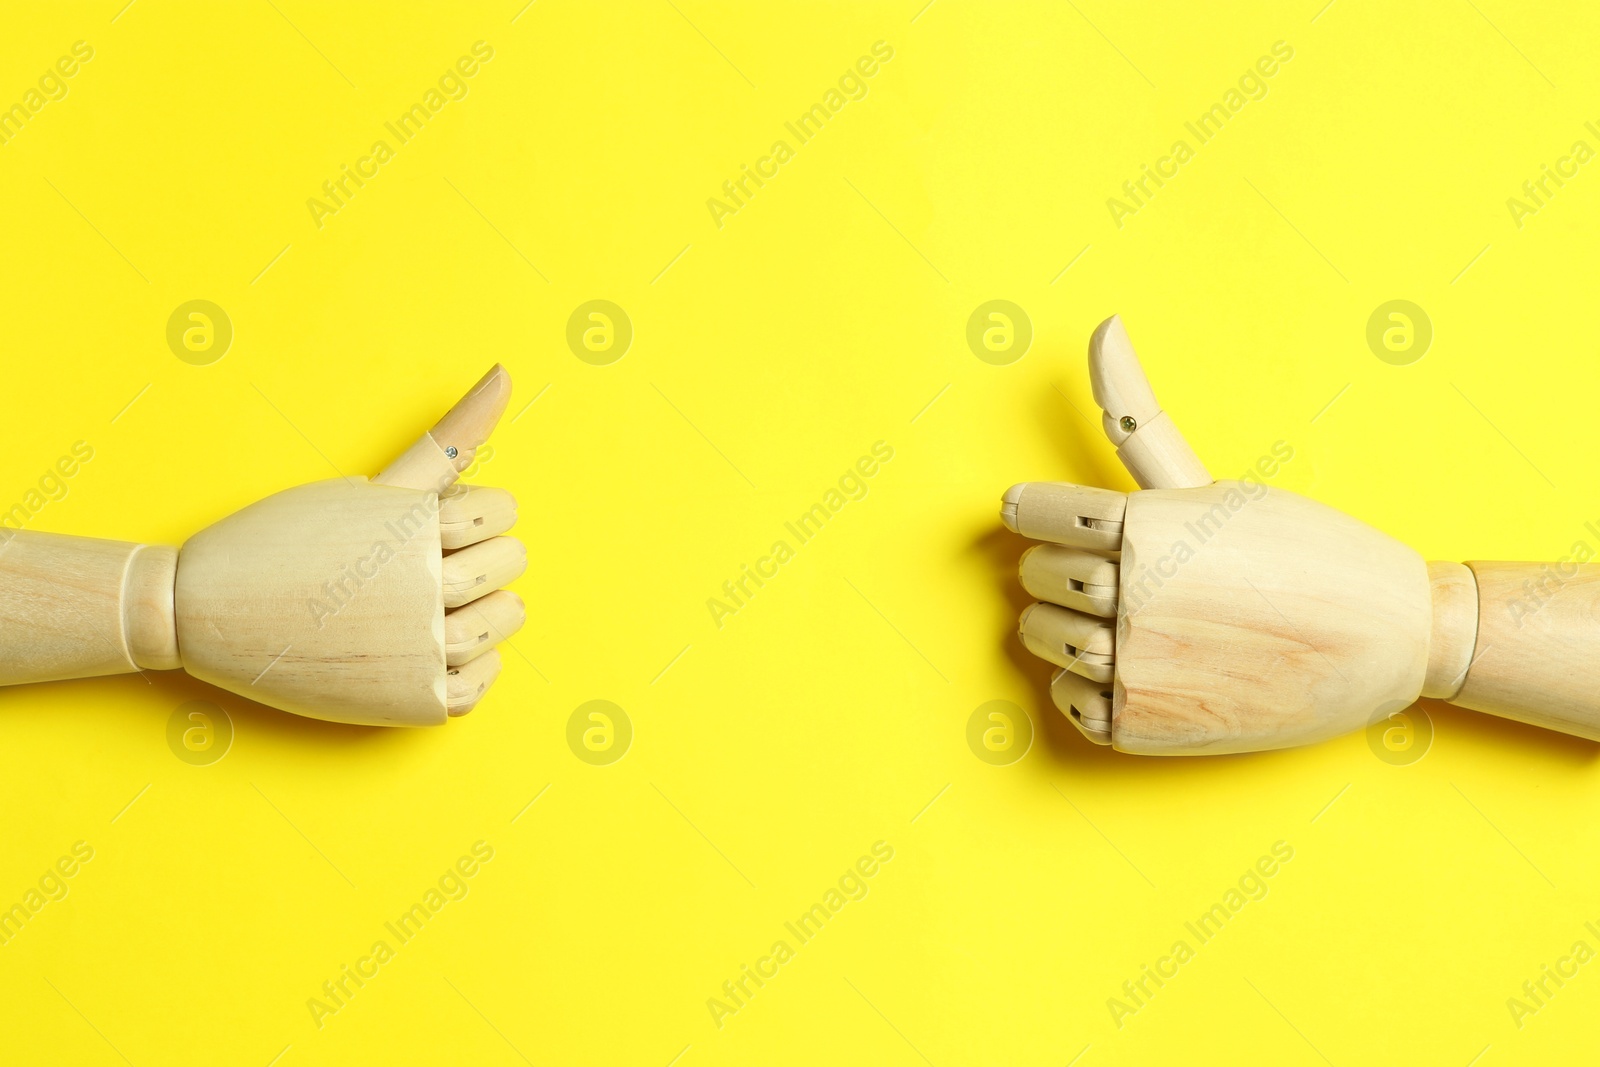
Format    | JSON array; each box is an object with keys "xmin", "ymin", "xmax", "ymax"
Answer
[
  {"xmin": 0, "ymin": 367, "xmax": 524, "ymax": 726},
  {"xmin": 1003, "ymin": 317, "xmax": 1600, "ymax": 755}
]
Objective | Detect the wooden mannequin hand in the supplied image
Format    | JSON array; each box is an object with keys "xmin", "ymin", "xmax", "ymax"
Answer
[
  {"xmin": 1002, "ymin": 317, "xmax": 1600, "ymax": 755},
  {"xmin": 175, "ymin": 365, "xmax": 525, "ymax": 726},
  {"xmin": 0, "ymin": 366, "xmax": 525, "ymax": 727}
]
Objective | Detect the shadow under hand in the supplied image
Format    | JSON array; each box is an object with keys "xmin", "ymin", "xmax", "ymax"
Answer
[
  {"xmin": 0, "ymin": 667, "xmax": 429, "ymax": 758},
  {"xmin": 151, "ymin": 669, "xmax": 411, "ymax": 754},
  {"xmin": 1036, "ymin": 377, "xmax": 1132, "ymax": 494},
  {"xmin": 1418, "ymin": 697, "xmax": 1600, "ymax": 770}
]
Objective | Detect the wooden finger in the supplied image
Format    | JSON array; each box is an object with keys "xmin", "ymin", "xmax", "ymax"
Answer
[
  {"xmin": 442, "ymin": 535, "xmax": 526, "ymax": 608},
  {"xmin": 447, "ymin": 648, "xmax": 501, "ymax": 716},
  {"xmin": 1051, "ymin": 668, "xmax": 1113, "ymax": 745},
  {"xmin": 999, "ymin": 482, "xmax": 1125, "ymax": 552},
  {"xmin": 375, "ymin": 364, "xmax": 513, "ymax": 493},
  {"xmin": 445, "ymin": 590, "xmax": 525, "ymax": 666},
  {"xmin": 439, "ymin": 485, "xmax": 518, "ymax": 550},
  {"xmin": 1018, "ymin": 601, "xmax": 1114, "ymax": 682},
  {"xmin": 1089, "ymin": 315, "xmax": 1210, "ymax": 490},
  {"xmin": 1019, "ymin": 544, "xmax": 1119, "ymax": 617}
]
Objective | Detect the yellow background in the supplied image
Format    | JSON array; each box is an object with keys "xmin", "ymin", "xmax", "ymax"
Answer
[{"xmin": 3, "ymin": 1, "xmax": 1599, "ymax": 1063}]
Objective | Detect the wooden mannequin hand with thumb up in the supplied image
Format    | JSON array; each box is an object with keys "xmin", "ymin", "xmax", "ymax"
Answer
[
  {"xmin": 1005, "ymin": 317, "xmax": 1600, "ymax": 755},
  {"xmin": 0, "ymin": 367, "xmax": 525, "ymax": 726}
]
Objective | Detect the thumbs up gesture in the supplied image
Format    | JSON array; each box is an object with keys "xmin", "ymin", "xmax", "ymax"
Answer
[
  {"xmin": 0, "ymin": 367, "xmax": 526, "ymax": 726},
  {"xmin": 1004, "ymin": 317, "xmax": 1600, "ymax": 755}
]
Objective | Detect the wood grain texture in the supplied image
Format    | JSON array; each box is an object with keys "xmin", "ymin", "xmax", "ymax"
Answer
[
  {"xmin": 1450, "ymin": 561, "xmax": 1600, "ymax": 741},
  {"xmin": 1112, "ymin": 410, "xmax": 1212, "ymax": 491},
  {"xmin": 0, "ymin": 531, "xmax": 177, "ymax": 685},
  {"xmin": 175, "ymin": 478, "xmax": 448, "ymax": 726},
  {"xmin": 1088, "ymin": 315, "xmax": 1210, "ymax": 490},
  {"xmin": 1112, "ymin": 482, "xmax": 1432, "ymax": 755},
  {"xmin": 375, "ymin": 364, "xmax": 511, "ymax": 492},
  {"xmin": 1000, "ymin": 481, "xmax": 1125, "ymax": 551},
  {"xmin": 1018, "ymin": 543, "xmax": 1118, "ymax": 617},
  {"xmin": 1422, "ymin": 560, "xmax": 1476, "ymax": 700}
]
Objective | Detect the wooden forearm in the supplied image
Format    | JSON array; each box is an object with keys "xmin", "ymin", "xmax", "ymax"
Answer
[
  {"xmin": 0, "ymin": 530, "xmax": 179, "ymax": 686},
  {"xmin": 1428, "ymin": 559, "xmax": 1600, "ymax": 740}
]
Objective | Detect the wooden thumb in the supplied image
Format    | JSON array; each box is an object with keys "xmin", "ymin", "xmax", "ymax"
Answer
[
  {"xmin": 374, "ymin": 365, "xmax": 513, "ymax": 492},
  {"xmin": 1088, "ymin": 316, "xmax": 1210, "ymax": 490}
]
